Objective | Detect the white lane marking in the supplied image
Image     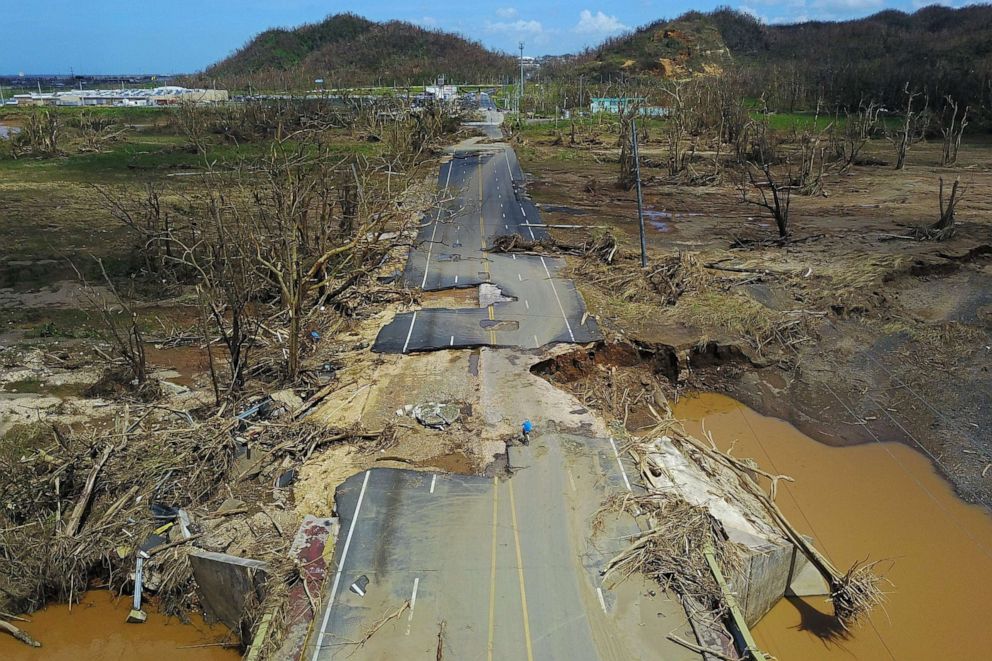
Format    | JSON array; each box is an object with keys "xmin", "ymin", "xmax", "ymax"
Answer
[
  {"xmin": 521, "ymin": 204, "xmax": 535, "ymax": 240},
  {"xmin": 505, "ymin": 224, "xmax": 509, "ymax": 230},
  {"xmin": 534, "ymin": 335, "xmax": 540, "ymax": 348},
  {"xmin": 524, "ymin": 299, "xmax": 529, "ymax": 310},
  {"xmin": 609, "ymin": 437, "xmax": 633, "ymax": 492},
  {"xmin": 430, "ymin": 474, "xmax": 437, "ymax": 494},
  {"xmin": 454, "ymin": 275, "xmax": 459, "ymax": 284},
  {"xmin": 402, "ymin": 311, "xmax": 418, "ymax": 354},
  {"xmin": 540, "ymin": 257, "xmax": 575, "ymax": 341},
  {"xmin": 597, "ymin": 587, "xmax": 608, "ymax": 613},
  {"xmin": 449, "ymin": 336, "xmax": 454, "ymax": 346},
  {"xmin": 505, "ymin": 150, "xmax": 514, "ymax": 181},
  {"xmin": 517, "ymin": 273, "xmax": 522, "ymax": 281},
  {"xmin": 405, "ymin": 577, "xmax": 421, "ymax": 635},
  {"xmin": 310, "ymin": 470, "xmax": 371, "ymax": 661},
  {"xmin": 511, "ymin": 254, "xmax": 516, "ymax": 261},
  {"xmin": 418, "ymin": 162, "xmax": 454, "ymax": 290},
  {"xmin": 408, "ymin": 578, "xmax": 420, "ymax": 621},
  {"xmin": 567, "ymin": 470, "xmax": 577, "ymax": 493}
]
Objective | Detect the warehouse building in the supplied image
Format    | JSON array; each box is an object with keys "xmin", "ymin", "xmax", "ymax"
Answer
[{"xmin": 13, "ymin": 86, "xmax": 228, "ymax": 107}]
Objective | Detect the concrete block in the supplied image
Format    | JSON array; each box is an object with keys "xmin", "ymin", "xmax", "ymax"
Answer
[
  {"xmin": 787, "ymin": 559, "xmax": 830, "ymax": 597},
  {"xmin": 189, "ymin": 549, "xmax": 268, "ymax": 634}
]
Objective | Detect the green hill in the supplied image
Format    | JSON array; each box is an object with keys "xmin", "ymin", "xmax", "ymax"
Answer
[
  {"xmin": 197, "ymin": 13, "xmax": 515, "ymax": 90},
  {"xmin": 574, "ymin": 6, "xmax": 992, "ymax": 110}
]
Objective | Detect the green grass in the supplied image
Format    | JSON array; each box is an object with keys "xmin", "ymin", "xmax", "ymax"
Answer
[{"xmin": 0, "ymin": 105, "xmax": 169, "ymax": 124}]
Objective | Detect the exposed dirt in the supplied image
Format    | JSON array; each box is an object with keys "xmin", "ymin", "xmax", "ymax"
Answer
[{"xmin": 519, "ymin": 132, "xmax": 992, "ymax": 507}]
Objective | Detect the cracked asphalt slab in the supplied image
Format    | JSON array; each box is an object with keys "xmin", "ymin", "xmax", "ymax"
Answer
[
  {"xmin": 374, "ymin": 123, "xmax": 600, "ymax": 354},
  {"xmin": 306, "ymin": 433, "xmax": 697, "ymax": 661}
]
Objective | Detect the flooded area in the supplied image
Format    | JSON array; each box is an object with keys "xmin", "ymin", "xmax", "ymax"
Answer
[
  {"xmin": 0, "ymin": 122, "xmax": 21, "ymax": 139},
  {"xmin": 0, "ymin": 590, "xmax": 238, "ymax": 660},
  {"xmin": 673, "ymin": 392, "xmax": 992, "ymax": 660}
]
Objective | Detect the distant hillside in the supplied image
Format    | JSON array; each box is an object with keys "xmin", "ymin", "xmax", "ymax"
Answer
[
  {"xmin": 573, "ymin": 5, "xmax": 992, "ymax": 110},
  {"xmin": 731, "ymin": 5, "xmax": 992, "ymax": 109},
  {"xmin": 577, "ymin": 12, "xmax": 732, "ymax": 79},
  {"xmin": 196, "ymin": 13, "xmax": 515, "ymax": 89}
]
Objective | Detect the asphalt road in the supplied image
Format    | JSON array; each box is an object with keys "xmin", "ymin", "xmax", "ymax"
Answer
[
  {"xmin": 306, "ymin": 432, "xmax": 698, "ymax": 661},
  {"xmin": 310, "ymin": 113, "xmax": 701, "ymax": 660},
  {"xmin": 373, "ymin": 113, "xmax": 599, "ymax": 353}
]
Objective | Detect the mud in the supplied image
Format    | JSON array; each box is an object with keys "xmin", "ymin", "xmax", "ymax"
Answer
[
  {"xmin": 0, "ymin": 590, "xmax": 237, "ymax": 660},
  {"xmin": 673, "ymin": 392, "xmax": 992, "ymax": 660},
  {"xmin": 145, "ymin": 344, "xmax": 210, "ymax": 388}
]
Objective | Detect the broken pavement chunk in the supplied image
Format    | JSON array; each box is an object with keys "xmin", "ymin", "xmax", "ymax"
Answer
[
  {"xmin": 412, "ymin": 402, "xmax": 461, "ymax": 428},
  {"xmin": 350, "ymin": 574, "xmax": 369, "ymax": 597}
]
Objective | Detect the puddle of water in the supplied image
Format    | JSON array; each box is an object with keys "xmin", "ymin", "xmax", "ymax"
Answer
[
  {"xmin": 0, "ymin": 590, "xmax": 238, "ymax": 660},
  {"xmin": 672, "ymin": 392, "xmax": 992, "ymax": 660},
  {"xmin": 144, "ymin": 345, "xmax": 208, "ymax": 388}
]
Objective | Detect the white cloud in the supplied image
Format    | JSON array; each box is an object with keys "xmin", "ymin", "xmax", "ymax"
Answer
[
  {"xmin": 485, "ymin": 19, "xmax": 544, "ymax": 35},
  {"xmin": 496, "ymin": 7, "xmax": 519, "ymax": 19},
  {"xmin": 574, "ymin": 9, "xmax": 628, "ymax": 35},
  {"xmin": 810, "ymin": 0, "xmax": 884, "ymax": 10}
]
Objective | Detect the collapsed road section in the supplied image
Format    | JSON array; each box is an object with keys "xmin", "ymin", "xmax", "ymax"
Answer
[{"xmin": 373, "ymin": 137, "xmax": 600, "ymax": 353}]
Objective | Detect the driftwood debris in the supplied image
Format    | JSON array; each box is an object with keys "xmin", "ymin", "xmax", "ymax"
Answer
[
  {"xmin": 0, "ymin": 619, "xmax": 42, "ymax": 648},
  {"xmin": 63, "ymin": 444, "xmax": 114, "ymax": 537}
]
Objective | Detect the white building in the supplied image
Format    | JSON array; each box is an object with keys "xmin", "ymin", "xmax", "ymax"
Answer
[{"xmin": 13, "ymin": 86, "xmax": 228, "ymax": 107}]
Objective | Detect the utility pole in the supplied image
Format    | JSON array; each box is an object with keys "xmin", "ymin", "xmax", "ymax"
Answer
[
  {"xmin": 631, "ymin": 116, "xmax": 647, "ymax": 268},
  {"xmin": 518, "ymin": 41, "xmax": 524, "ymax": 116}
]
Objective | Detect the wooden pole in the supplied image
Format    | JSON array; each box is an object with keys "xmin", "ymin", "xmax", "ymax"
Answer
[{"xmin": 631, "ymin": 117, "xmax": 647, "ymax": 268}]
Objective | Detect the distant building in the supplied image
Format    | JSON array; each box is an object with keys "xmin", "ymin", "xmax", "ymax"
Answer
[
  {"xmin": 590, "ymin": 97, "xmax": 667, "ymax": 117},
  {"xmin": 424, "ymin": 84, "xmax": 458, "ymax": 101},
  {"xmin": 13, "ymin": 86, "xmax": 228, "ymax": 107}
]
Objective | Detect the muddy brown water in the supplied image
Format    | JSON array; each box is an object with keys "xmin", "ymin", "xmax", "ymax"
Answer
[
  {"xmin": 0, "ymin": 590, "xmax": 237, "ymax": 660},
  {"xmin": 673, "ymin": 392, "xmax": 992, "ymax": 660}
]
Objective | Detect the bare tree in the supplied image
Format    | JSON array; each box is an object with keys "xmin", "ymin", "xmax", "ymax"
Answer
[
  {"xmin": 740, "ymin": 163, "xmax": 794, "ymax": 240},
  {"xmin": 887, "ymin": 84, "xmax": 930, "ymax": 170},
  {"xmin": 95, "ymin": 184, "xmax": 178, "ymax": 276},
  {"xmin": 13, "ymin": 109, "xmax": 61, "ymax": 157},
  {"xmin": 172, "ymin": 99, "xmax": 211, "ymax": 155},
  {"xmin": 929, "ymin": 176, "xmax": 963, "ymax": 240},
  {"xmin": 793, "ymin": 102, "xmax": 832, "ymax": 195},
  {"xmin": 939, "ymin": 96, "xmax": 969, "ymax": 166},
  {"xmin": 831, "ymin": 100, "xmax": 881, "ymax": 172},
  {"xmin": 74, "ymin": 259, "xmax": 147, "ymax": 386}
]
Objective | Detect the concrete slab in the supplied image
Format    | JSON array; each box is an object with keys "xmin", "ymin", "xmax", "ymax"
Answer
[{"xmin": 189, "ymin": 549, "xmax": 268, "ymax": 634}]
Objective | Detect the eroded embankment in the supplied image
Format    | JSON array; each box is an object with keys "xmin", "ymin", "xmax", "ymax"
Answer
[{"xmin": 674, "ymin": 392, "xmax": 992, "ymax": 660}]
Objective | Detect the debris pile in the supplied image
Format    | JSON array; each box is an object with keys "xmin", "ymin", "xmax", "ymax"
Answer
[
  {"xmin": 601, "ymin": 415, "xmax": 885, "ymax": 643},
  {"xmin": 0, "ymin": 401, "xmax": 392, "ymax": 650}
]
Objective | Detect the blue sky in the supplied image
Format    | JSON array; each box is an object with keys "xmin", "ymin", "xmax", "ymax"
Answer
[{"xmin": 0, "ymin": 0, "xmax": 960, "ymax": 74}]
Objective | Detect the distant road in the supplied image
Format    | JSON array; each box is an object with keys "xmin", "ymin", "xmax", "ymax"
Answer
[{"xmin": 374, "ymin": 111, "xmax": 599, "ymax": 353}]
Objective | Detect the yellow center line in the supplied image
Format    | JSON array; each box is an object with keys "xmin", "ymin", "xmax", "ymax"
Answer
[
  {"xmin": 487, "ymin": 476, "xmax": 499, "ymax": 661},
  {"xmin": 508, "ymin": 479, "xmax": 534, "ymax": 661}
]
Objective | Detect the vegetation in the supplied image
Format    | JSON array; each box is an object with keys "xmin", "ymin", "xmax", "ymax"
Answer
[{"xmin": 550, "ymin": 6, "xmax": 992, "ymax": 126}]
